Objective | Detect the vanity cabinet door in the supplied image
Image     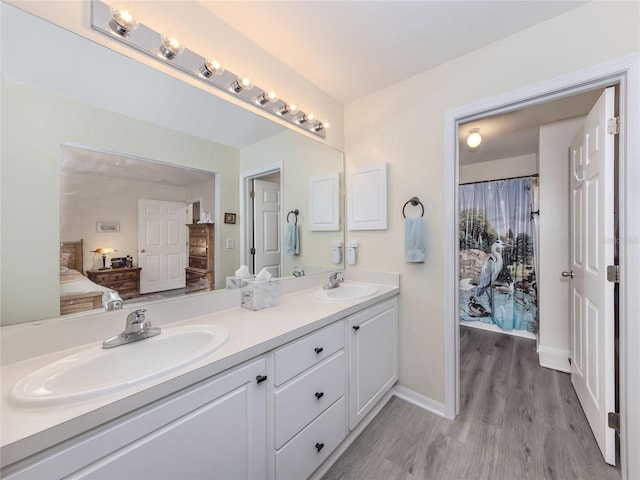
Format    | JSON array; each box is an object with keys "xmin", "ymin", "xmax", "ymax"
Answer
[
  {"xmin": 5, "ymin": 358, "xmax": 267, "ymax": 480},
  {"xmin": 348, "ymin": 297, "xmax": 398, "ymax": 430}
]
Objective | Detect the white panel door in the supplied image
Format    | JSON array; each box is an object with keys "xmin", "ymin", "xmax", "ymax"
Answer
[
  {"xmin": 253, "ymin": 179, "xmax": 281, "ymax": 277},
  {"xmin": 569, "ymin": 87, "xmax": 615, "ymax": 465},
  {"xmin": 138, "ymin": 199, "xmax": 187, "ymax": 294}
]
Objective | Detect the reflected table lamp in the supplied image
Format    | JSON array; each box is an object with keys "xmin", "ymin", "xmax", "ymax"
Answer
[{"xmin": 94, "ymin": 247, "xmax": 116, "ymax": 270}]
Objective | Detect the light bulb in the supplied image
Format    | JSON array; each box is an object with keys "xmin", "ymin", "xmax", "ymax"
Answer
[
  {"xmin": 230, "ymin": 77, "xmax": 253, "ymax": 93},
  {"xmin": 159, "ymin": 33, "xmax": 184, "ymax": 60},
  {"xmin": 466, "ymin": 128, "xmax": 482, "ymax": 149},
  {"xmin": 109, "ymin": 7, "xmax": 139, "ymax": 36},
  {"xmin": 257, "ymin": 90, "xmax": 278, "ymax": 105},
  {"xmin": 200, "ymin": 59, "xmax": 224, "ymax": 78},
  {"xmin": 297, "ymin": 112, "xmax": 314, "ymax": 124}
]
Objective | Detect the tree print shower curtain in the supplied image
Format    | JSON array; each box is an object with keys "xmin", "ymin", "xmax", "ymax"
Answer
[{"xmin": 459, "ymin": 177, "xmax": 538, "ymax": 333}]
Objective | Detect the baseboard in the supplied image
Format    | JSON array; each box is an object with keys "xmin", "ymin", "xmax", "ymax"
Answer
[
  {"xmin": 537, "ymin": 345, "xmax": 571, "ymax": 373},
  {"xmin": 392, "ymin": 385, "xmax": 446, "ymax": 417}
]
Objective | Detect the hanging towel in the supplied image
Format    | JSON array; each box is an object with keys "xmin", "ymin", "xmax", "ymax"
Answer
[
  {"xmin": 284, "ymin": 222, "xmax": 299, "ymax": 256},
  {"xmin": 405, "ymin": 217, "xmax": 425, "ymax": 263}
]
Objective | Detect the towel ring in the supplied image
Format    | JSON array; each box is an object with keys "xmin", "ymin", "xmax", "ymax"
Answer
[
  {"xmin": 402, "ymin": 197, "xmax": 424, "ymax": 218},
  {"xmin": 287, "ymin": 209, "xmax": 300, "ymax": 224}
]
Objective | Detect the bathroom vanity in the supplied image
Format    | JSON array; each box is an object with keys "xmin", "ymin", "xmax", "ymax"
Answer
[{"xmin": 0, "ymin": 272, "xmax": 399, "ymax": 479}]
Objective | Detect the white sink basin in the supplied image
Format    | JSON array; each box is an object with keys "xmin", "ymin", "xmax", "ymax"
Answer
[
  {"xmin": 314, "ymin": 283, "xmax": 379, "ymax": 301},
  {"xmin": 10, "ymin": 324, "xmax": 230, "ymax": 407}
]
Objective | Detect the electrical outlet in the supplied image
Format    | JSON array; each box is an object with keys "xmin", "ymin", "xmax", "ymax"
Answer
[{"xmin": 226, "ymin": 238, "xmax": 234, "ymax": 249}]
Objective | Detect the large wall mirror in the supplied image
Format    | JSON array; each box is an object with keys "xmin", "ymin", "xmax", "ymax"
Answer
[{"xmin": 1, "ymin": 4, "xmax": 344, "ymax": 326}]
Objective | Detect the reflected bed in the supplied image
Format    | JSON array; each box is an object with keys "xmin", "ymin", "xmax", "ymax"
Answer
[{"xmin": 59, "ymin": 240, "xmax": 113, "ymax": 315}]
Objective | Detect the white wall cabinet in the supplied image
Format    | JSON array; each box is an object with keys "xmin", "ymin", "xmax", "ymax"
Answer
[
  {"xmin": 348, "ymin": 297, "xmax": 398, "ymax": 430},
  {"xmin": 5, "ymin": 357, "xmax": 268, "ymax": 480}
]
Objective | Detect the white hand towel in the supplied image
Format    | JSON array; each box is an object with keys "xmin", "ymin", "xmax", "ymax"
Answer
[
  {"xmin": 405, "ymin": 217, "xmax": 425, "ymax": 263},
  {"xmin": 284, "ymin": 222, "xmax": 299, "ymax": 256}
]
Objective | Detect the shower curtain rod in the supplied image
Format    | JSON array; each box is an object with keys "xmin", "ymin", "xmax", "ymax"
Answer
[{"xmin": 459, "ymin": 173, "xmax": 538, "ymax": 186}]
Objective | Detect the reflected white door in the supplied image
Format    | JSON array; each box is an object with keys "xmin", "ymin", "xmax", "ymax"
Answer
[
  {"xmin": 138, "ymin": 199, "xmax": 187, "ymax": 294},
  {"xmin": 569, "ymin": 87, "xmax": 615, "ymax": 465},
  {"xmin": 253, "ymin": 179, "xmax": 281, "ymax": 277}
]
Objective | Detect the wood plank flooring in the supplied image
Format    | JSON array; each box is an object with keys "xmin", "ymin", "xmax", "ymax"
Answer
[{"xmin": 322, "ymin": 326, "xmax": 620, "ymax": 480}]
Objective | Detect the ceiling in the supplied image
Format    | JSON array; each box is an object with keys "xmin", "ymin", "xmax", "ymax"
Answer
[
  {"xmin": 200, "ymin": 1, "xmax": 588, "ymax": 104},
  {"xmin": 197, "ymin": 1, "xmax": 595, "ymax": 164}
]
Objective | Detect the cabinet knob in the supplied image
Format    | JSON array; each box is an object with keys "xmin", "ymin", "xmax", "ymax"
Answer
[
  {"xmin": 314, "ymin": 347, "xmax": 324, "ymax": 354},
  {"xmin": 315, "ymin": 391, "xmax": 324, "ymax": 400},
  {"xmin": 256, "ymin": 375, "xmax": 268, "ymax": 384},
  {"xmin": 352, "ymin": 325, "xmax": 360, "ymax": 331},
  {"xmin": 315, "ymin": 442, "xmax": 325, "ymax": 452}
]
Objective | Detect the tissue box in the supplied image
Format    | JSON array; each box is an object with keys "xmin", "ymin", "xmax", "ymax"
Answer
[
  {"xmin": 241, "ymin": 278, "xmax": 280, "ymax": 311},
  {"xmin": 226, "ymin": 275, "xmax": 254, "ymax": 289}
]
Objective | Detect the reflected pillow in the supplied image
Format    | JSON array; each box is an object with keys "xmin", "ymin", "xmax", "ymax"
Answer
[{"xmin": 60, "ymin": 252, "xmax": 71, "ymax": 269}]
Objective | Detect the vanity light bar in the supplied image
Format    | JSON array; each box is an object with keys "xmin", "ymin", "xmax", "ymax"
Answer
[{"xmin": 90, "ymin": 0, "xmax": 327, "ymax": 139}]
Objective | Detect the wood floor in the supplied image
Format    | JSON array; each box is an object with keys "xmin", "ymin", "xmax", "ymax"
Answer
[{"xmin": 322, "ymin": 326, "xmax": 620, "ymax": 480}]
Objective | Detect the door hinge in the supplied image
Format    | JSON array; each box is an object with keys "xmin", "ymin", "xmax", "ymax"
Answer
[
  {"xmin": 250, "ymin": 190, "xmax": 255, "ymax": 199},
  {"xmin": 607, "ymin": 116, "xmax": 620, "ymax": 135},
  {"xmin": 250, "ymin": 247, "xmax": 256, "ymax": 255},
  {"xmin": 607, "ymin": 265, "xmax": 620, "ymax": 283},
  {"xmin": 608, "ymin": 412, "xmax": 620, "ymax": 432}
]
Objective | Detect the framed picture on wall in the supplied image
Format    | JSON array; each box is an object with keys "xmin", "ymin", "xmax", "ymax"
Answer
[
  {"xmin": 224, "ymin": 213, "xmax": 236, "ymax": 224},
  {"xmin": 96, "ymin": 221, "xmax": 120, "ymax": 233}
]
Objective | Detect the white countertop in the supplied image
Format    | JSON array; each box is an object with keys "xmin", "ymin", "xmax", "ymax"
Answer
[{"xmin": 0, "ymin": 271, "xmax": 399, "ymax": 467}]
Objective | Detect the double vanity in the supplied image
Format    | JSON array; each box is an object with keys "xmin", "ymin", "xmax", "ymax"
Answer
[{"xmin": 0, "ymin": 271, "xmax": 399, "ymax": 479}]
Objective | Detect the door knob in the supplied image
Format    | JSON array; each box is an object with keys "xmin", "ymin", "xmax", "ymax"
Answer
[
  {"xmin": 561, "ymin": 271, "xmax": 574, "ymax": 278},
  {"xmin": 140, "ymin": 249, "xmax": 146, "ymax": 253}
]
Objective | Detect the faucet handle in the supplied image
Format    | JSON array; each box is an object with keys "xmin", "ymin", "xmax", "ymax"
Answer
[{"xmin": 126, "ymin": 308, "xmax": 147, "ymax": 326}]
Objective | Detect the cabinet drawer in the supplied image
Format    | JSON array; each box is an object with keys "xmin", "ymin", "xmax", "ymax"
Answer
[
  {"xmin": 275, "ymin": 351, "xmax": 345, "ymax": 449},
  {"xmin": 274, "ymin": 320, "xmax": 344, "ymax": 386},
  {"xmin": 189, "ymin": 226, "xmax": 209, "ymax": 236},
  {"xmin": 189, "ymin": 257, "xmax": 208, "ymax": 269},
  {"xmin": 189, "ymin": 236, "xmax": 209, "ymax": 247},
  {"xmin": 275, "ymin": 396, "xmax": 346, "ymax": 480},
  {"xmin": 189, "ymin": 246, "xmax": 208, "ymax": 256}
]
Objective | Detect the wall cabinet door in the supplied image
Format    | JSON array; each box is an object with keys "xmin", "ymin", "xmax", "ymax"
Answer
[
  {"xmin": 6, "ymin": 358, "xmax": 267, "ymax": 480},
  {"xmin": 348, "ymin": 297, "xmax": 398, "ymax": 430}
]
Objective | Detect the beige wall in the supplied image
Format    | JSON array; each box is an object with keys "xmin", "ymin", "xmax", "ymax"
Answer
[
  {"xmin": 240, "ymin": 131, "xmax": 344, "ymax": 276},
  {"xmin": 459, "ymin": 154, "xmax": 537, "ymax": 184},
  {"xmin": 344, "ymin": 1, "xmax": 640, "ymax": 402},
  {"xmin": 1, "ymin": 80, "xmax": 239, "ymax": 325}
]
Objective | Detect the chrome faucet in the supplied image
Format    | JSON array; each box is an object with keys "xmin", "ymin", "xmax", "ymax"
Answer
[
  {"xmin": 292, "ymin": 266, "xmax": 305, "ymax": 277},
  {"xmin": 102, "ymin": 309, "xmax": 161, "ymax": 349},
  {"xmin": 323, "ymin": 272, "xmax": 344, "ymax": 290}
]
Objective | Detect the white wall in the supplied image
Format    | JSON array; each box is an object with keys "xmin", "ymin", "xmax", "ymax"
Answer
[
  {"xmin": 537, "ymin": 117, "xmax": 583, "ymax": 372},
  {"xmin": 345, "ymin": 1, "xmax": 639, "ymax": 403},
  {"xmin": 459, "ymin": 154, "xmax": 537, "ymax": 184}
]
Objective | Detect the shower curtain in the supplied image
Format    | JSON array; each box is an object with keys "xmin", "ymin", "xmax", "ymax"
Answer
[{"xmin": 459, "ymin": 177, "xmax": 538, "ymax": 333}]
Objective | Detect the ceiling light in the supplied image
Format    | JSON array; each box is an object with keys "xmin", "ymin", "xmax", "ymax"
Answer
[
  {"xmin": 199, "ymin": 59, "xmax": 224, "ymax": 78},
  {"xmin": 230, "ymin": 77, "xmax": 253, "ymax": 93},
  {"xmin": 256, "ymin": 90, "xmax": 278, "ymax": 105},
  {"xmin": 108, "ymin": 6, "xmax": 139, "ymax": 36},
  {"xmin": 277, "ymin": 103, "xmax": 298, "ymax": 115},
  {"xmin": 466, "ymin": 128, "xmax": 482, "ymax": 150},
  {"xmin": 159, "ymin": 33, "xmax": 184, "ymax": 60}
]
